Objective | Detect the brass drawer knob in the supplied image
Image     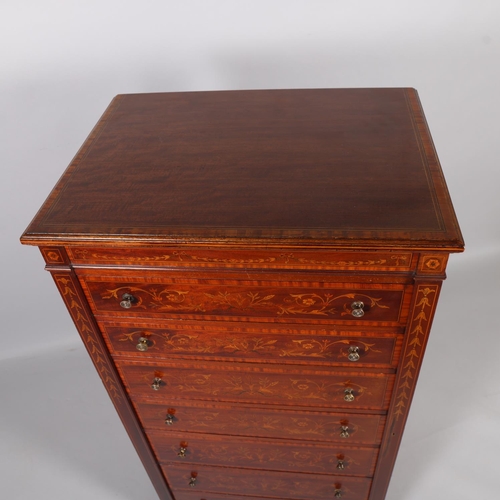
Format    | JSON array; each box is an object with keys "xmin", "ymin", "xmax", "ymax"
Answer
[
  {"xmin": 151, "ymin": 377, "xmax": 162, "ymax": 391},
  {"xmin": 165, "ymin": 409, "xmax": 175, "ymax": 425},
  {"xmin": 178, "ymin": 442, "xmax": 188, "ymax": 458},
  {"xmin": 347, "ymin": 345, "xmax": 360, "ymax": 361},
  {"xmin": 350, "ymin": 301, "xmax": 365, "ymax": 318},
  {"xmin": 340, "ymin": 425, "xmax": 350, "ymax": 438},
  {"xmin": 344, "ymin": 388, "xmax": 355, "ymax": 402},
  {"xmin": 120, "ymin": 293, "xmax": 136, "ymax": 309},
  {"xmin": 136, "ymin": 337, "xmax": 149, "ymax": 352},
  {"xmin": 189, "ymin": 472, "xmax": 197, "ymax": 487}
]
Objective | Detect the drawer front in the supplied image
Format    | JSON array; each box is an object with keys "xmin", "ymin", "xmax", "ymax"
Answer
[
  {"xmin": 167, "ymin": 493, "xmax": 280, "ymax": 500},
  {"xmin": 80, "ymin": 274, "xmax": 408, "ymax": 324},
  {"xmin": 163, "ymin": 463, "xmax": 371, "ymax": 500},
  {"xmin": 150, "ymin": 430, "xmax": 378, "ymax": 476},
  {"xmin": 101, "ymin": 321, "xmax": 402, "ymax": 368},
  {"xmin": 118, "ymin": 360, "xmax": 394, "ymax": 410},
  {"xmin": 135, "ymin": 401, "xmax": 386, "ymax": 444},
  {"xmin": 68, "ymin": 246, "xmax": 414, "ymax": 272}
]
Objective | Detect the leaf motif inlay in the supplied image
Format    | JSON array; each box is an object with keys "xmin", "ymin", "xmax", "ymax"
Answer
[
  {"xmin": 55, "ymin": 276, "xmax": 122, "ymax": 403},
  {"xmin": 140, "ymin": 371, "xmax": 375, "ymax": 404},
  {"xmin": 102, "ymin": 285, "xmax": 392, "ymax": 319},
  {"xmin": 73, "ymin": 248, "xmax": 411, "ymax": 268},
  {"xmin": 393, "ymin": 285, "xmax": 438, "ymax": 420}
]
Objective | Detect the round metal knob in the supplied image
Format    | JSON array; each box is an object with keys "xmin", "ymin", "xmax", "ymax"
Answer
[
  {"xmin": 120, "ymin": 293, "xmax": 135, "ymax": 309},
  {"xmin": 340, "ymin": 425, "xmax": 350, "ymax": 438},
  {"xmin": 336, "ymin": 459, "xmax": 345, "ymax": 470},
  {"xmin": 351, "ymin": 301, "xmax": 365, "ymax": 318},
  {"xmin": 189, "ymin": 473, "xmax": 197, "ymax": 487},
  {"xmin": 136, "ymin": 337, "xmax": 149, "ymax": 352},
  {"xmin": 335, "ymin": 489, "xmax": 343, "ymax": 498},
  {"xmin": 178, "ymin": 442, "xmax": 188, "ymax": 458},
  {"xmin": 165, "ymin": 410, "xmax": 175, "ymax": 426},
  {"xmin": 347, "ymin": 346, "xmax": 360, "ymax": 362},
  {"xmin": 151, "ymin": 377, "xmax": 162, "ymax": 391},
  {"xmin": 344, "ymin": 388, "xmax": 355, "ymax": 402}
]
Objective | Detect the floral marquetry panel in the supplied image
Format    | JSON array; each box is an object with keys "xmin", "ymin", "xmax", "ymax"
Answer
[
  {"xmin": 100, "ymin": 322, "xmax": 402, "ymax": 368},
  {"xmin": 40, "ymin": 246, "xmax": 69, "ymax": 265},
  {"xmin": 163, "ymin": 464, "xmax": 372, "ymax": 500},
  {"xmin": 149, "ymin": 430, "xmax": 379, "ymax": 476},
  {"xmin": 79, "ymin": 273, "xmax": 408, "ymax": 324},
  {"xmin": 117, "ymin": 360, "xmax": 394, "ymax": 410},
  {"xmin": 134, "ymin": 401, "xmax": 386, "ymax": 444},
  {"xmin": 170, "ymin": 493, "xmax": 289, "ymax": 500},
  {"xmin": 418, "ymin": 254, "xmax": 449, "ymax": 275}
]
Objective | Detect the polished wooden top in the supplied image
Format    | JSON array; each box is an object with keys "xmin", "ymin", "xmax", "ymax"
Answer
[{"xmin": 21, "ymin": 88, "xmax": 463, "ymax": 250}]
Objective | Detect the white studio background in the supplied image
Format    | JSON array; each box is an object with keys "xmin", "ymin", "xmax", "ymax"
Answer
[{"xmin": 1, "ymin": 1, "xmax": 499, "ymax": 499}]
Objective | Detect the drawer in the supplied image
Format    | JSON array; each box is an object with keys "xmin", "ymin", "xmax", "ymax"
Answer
[
  {"xmin": 163, "ymin": 463, "xmax": 371, "ymax": 500},
  {"xmin": 100, "ymin": 320, "xmax": 402, "ymax": 368},
  {"xmin": 149, "ymin": 430, "xmax": 378, "ymax": 476},
  {"xmin": 118, "ymin": 360, "xmax": 394, "ymax": 410},
  {"xmin": 134, "ymin": 401, "xmax": 386, "ymax": 445},
  {"xmin": 163, "ymin": 493, "xmax": 281, "ymax": 500},
  {"xmin": 78, "ymin": 270, "xmax": 410, "ymax": 324},
  {"xmin": 68, "ymin": 247, "xmax": 415, "ymax": 271}
]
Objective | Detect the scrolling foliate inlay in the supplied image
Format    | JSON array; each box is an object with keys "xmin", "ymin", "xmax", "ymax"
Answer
[
  {"xmin": 138, "ymin": 371, "xmax": 372, "ymax": 404},
  {"xmin": 281, "ymin": 339, "xmax": 379, "ymax": 359},
  {"xmin": 71, "ymin": 248, "xmax": 411, "ymax": 269},
  {"xmin": 168, "ymin": 442, "xmax": 361, "ymax": 471},
  {"xmin": 287, "ymin": 418, "xmax": 358, "ymax": 439},
  {"xmin": 53, "ymin": 275, "xmax": 122, "ymax": 403},
  {"xmin": 167, "ymin": 470, "xmax": 365, "ymax": 497},
  {"xmin": 224, "ymin": 414, "xmax": 349, "ymax": 439},
  {"xmin": 102, "ymin": 286, "xmax": 391, "ymax": 318},
  {"xmin": 393, "ymin": 285, "xmax": 439, "ymax": 420},
  {"xmin": 272, "ymin": 292, "xmax": 389, "ymax": 317},
  {"xmin": 156, "ymin": 408, "xmax": 361, "ymax": 440},
  {"xmin": 120, "ymin": 330, "xmax": 279, "ymax": 355},
  {"xmin": 118, "ymin": 330, "xmax": 380, "ymax": 361}
]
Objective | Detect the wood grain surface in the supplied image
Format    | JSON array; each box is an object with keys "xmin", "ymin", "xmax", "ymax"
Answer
[
  {"xmin": 132, "ymin": 400, "xmax": 386, "ymax": 444},
  {"xmin": 20, "ymin": 89, "xmax": 464, "ymax": 500},
  {"xmin": 151, "ymin": 430, "xmax": 378, "ymax": 476},
  {"xmin": 162, "ymin": 463, "xmax": 372, "ymax": 500},
  {"xmin": 117, "ymin": 359, "xmax": 395, "ymax": 410},
  {"xmin": 99, "ymin": 321, "xmax": 402, "ymax": 368},
  {"xmin": 20, "ymin": 89, "xmax": 464, "ymax": 249}
]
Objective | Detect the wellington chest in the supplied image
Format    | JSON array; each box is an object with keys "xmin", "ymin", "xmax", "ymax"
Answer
[{"xmin": 21, "ymin": 88, "xmax": 464, "ymax": 500}]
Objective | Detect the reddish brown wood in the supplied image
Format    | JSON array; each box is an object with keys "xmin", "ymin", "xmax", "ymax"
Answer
[
  {"xmin": 168, "ymin": 493, "xmax": 284, "ymax": 500},
  {"xmin": 21, "ymin": 89, "xmax": 464, "ymax": 500},
  {"xmin": 132, "ymin": 401, "xmax": 387, "ymax": 445},
  {"xmin": 162, "ymin": 463, "xmax": 372, "ymax": 500},
  {"xmin": 150, "ymin": 430, "xmax": 378, "ymax": 476},
  {"xmin": 99, "ymin": 321, "xmax": 402, "ymax": 368},
  {"xmin": 47, "ymin": 268, "xmax": 174, "ymax": 500},
  {"xmin": 116, "ymin": 359, "xmax": 395, "ymax": 411},
  {"xmin": 20, "ymin": 89, "xmax": 463, "ymax": 250},
  {"xmin": 67, "ymin": 246, "xmax": 416, "ymax": 271},
  {"xmin": 368, "ymin": 281, "xmax": 443, "ymax": 500},
  {"xmin": 77, "ymin": 272, "xmax": 408, "ymax": 325}
]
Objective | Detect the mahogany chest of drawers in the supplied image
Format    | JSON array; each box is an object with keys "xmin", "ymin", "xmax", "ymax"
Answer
[{"xmin": 21, "ymin": 88, "xmax": 464, "ymax": 500}]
